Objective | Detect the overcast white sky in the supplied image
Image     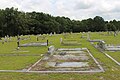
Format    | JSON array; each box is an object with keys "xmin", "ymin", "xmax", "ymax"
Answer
[{"xmin": 0, "ymin": 0, "xmax": 120, "ymax": 21}]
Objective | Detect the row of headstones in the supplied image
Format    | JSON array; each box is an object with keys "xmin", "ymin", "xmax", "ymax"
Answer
[
  {"xmin": 63, "ymin": 32, "xmax": 73, "ymax": 39},
  {"xmin": 82, "ymin": 31, "xmax": 120, "ymax": 40},
  {"xmin": 1, "ymin": 35, "xmax": 26, "ymax": 44},
  {"xmin": 97, "ymin": 31, "xmax": 119, "ymax": 37},
  {"xmin": 105, "ymin": 31, "xmax": 119, "ymax": 37},
  {"xmin": 2, "ymin": 35, "xmax": 31, "ymax": 43},
  {"xmin": 19, "ymin": 35, "xmax": 31, "ymax": 40},
  {"xmin": 83, "ymin": 31, "xmax": 117, "ymax": 40},
  {"xmin": 46, "ymin": 32, "xmax": 56, "ymax": 36},
  {"xmin": 36, "ymin": 32, "xmax": 57, "ymax": 41},
  {"xmin": 4, "ymin": 35, "xmax": 12, "ymax": 42},
  {"xmin": 1, "ymin": 35, "xmax": 13, "ymax": 44}
]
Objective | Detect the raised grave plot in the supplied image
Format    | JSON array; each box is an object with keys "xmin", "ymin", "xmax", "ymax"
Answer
[
  {"xmin": 96, "ymin": 41, "xmax": 120, "ymax": 51},
  {"xmin": 20, "ymin": 42, "xmax": 47, "ymax": 47},
  {"xmin": 29, "ymin": 48, "xmax": 104, "ymax": 73}
]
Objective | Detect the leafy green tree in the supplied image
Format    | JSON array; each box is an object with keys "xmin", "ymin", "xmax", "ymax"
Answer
[
  {"xmin": 0, "ymin": 7, "xmax": 120, "ymax": 37},
  {"xmin": 93, "ymin": 16, "xmax": 105, "ymax": 31}
]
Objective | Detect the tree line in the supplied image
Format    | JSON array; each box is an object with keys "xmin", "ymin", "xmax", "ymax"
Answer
[{"xmin": 0, "ymin": 7, "xmax": 120, "ymax": 37}]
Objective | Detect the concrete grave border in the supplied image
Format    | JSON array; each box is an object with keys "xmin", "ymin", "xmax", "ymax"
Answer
[{"xmin": 20, "ymin": 42, "xmax": 48, "ymax": 47}]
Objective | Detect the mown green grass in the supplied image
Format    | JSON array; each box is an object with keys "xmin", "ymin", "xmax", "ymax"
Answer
[
  {"xmin": 0, "ymin": 32, "xmax": 120, "ymax": 80},
  {"xmin": 90, "ymin": 32, "xmax": 120, "ymax": 44},
  {"xmin": 107, "ymin": 52, "xmax": 120, "ymax": 62},
  {"xmin": 0, "ymin": 56, "xmax": 41, "ymax": 70}
]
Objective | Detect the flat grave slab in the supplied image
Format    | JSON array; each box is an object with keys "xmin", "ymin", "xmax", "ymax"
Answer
[
  {"xmin": 55, "ymin": 62, "xmax": 89, "ymax": 67},
  {"xmin": 20, "ymin": 42, "xmax": 47, "ymax": 47}
]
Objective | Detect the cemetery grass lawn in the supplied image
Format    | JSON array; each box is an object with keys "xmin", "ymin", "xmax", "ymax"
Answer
[
  {"xmin": 106, "ymin": 51, "xmax": 120, "ymax": 62},
  {"xmin": 90, "ymin": 32, "xmax": 120, "ymax": 44},
  {"xmin": 0, "ymin": 56, "xmax": 41, "ymax": 70},
  {"xmin": 0, "ymin": 32, "xmax": 120, "ymax": 80}
]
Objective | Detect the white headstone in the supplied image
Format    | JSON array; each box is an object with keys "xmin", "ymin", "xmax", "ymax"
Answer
[{"xmin": 4, "ymin": 36, "xmax": 7, "ymax": 42}]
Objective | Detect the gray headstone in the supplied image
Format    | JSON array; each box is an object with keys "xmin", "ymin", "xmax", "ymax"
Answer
[{"xmin": 48, "ymin": 46, "xmax": 55, "ymax": 55}]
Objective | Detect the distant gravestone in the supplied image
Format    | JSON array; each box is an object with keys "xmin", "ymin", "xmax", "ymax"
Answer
[
  {"xmin": 4, "ymin": 36, "xmax": 7, "ymax": 42},
  {"xmin": 54, "ymin": 32, "xmax": 56, "ymax": 35},
  {"xmin": 114, "ymin": 32, "xmax": 117, "ymax": 37},
  {"xmin": 50, "ymin": 32, "xmax": 52, "ymax": 36}
]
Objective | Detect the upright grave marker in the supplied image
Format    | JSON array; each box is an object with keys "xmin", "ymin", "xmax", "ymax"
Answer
[{"xmin": 47, "ymin": 39, "xmax": 48, "ymax": 46}]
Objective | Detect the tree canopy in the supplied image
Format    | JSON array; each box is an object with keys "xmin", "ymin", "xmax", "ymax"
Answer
[{"xmin": 0, "ymin": 7, "xmax": 119, "ymax": 37}]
